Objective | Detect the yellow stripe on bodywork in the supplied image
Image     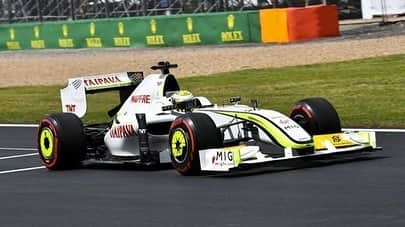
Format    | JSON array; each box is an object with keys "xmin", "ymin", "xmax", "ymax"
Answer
[
  {"xmin": 216, "ymin": 111, "xmax": 312, "ymax": 149},
  {"xmin": 313, "ymin": 131, "xmax": 376, "ymax": 150},
  {"xmin": 313, "ymin": 133, "xmax": 354, "ymax": 150}
]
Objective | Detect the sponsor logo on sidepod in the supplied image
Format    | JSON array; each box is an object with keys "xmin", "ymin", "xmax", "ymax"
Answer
[
  {"xmin": 131, "ymin": 95, "xmax": 151, "ymax": 104},
  {"xmin": 110, "ymin": 125, "xmax": 135, "ymax": 138}
]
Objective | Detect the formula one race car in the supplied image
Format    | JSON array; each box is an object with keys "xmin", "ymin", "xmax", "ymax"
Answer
[{"xmin": 37, "ymin": 62, "xmax": 380, "ymax": 175}]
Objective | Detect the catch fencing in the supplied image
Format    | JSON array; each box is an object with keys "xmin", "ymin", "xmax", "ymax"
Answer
[{"xmin": 0, "ymin": 0, "xmax": 361, "ymax": 23}]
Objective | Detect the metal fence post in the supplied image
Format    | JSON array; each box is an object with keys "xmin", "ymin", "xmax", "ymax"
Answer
[
  {"xmin": 142, "ymin": 0, "xmax": 147, "ymax": 16},
  {"xmin": 7, "ymin": 0, "xmax": 12, "ymax": 23},
  {"xmin": 380, "ymin": 0, "xmax": 387, "ymax": 25},
  {"xmin": 37, "ymin": 0, "xmax": 43, "ymax": 21},
  {"xmin": 70, "ymin": 0, "xmax": 76, "ymax": 20},
  {"xmin": 105, "ymin": 0, "xmax": 110, "ymax": 18}
]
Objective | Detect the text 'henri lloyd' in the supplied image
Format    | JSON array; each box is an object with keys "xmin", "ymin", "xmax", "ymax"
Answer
[{"xmin": 84, "ymin": 76, "xmax": 121, "ymax": 86}]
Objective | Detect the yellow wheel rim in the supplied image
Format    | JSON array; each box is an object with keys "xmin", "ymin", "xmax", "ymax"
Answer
[
  {"xmin": 40, "ymin": 127, "xmax": 54, "ymax": 159},
  {"xmin": 171, "ymin": 129, "xmax": 187, "ymax": 158}
]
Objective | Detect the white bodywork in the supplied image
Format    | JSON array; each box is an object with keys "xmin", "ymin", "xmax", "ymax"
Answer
[
  {"xmin": 198, "ymin": 131, "xmax": 377, "ymax": 171},
  {"xmin": 60, "ymin": 71, "xmax": 378, "ymax": 170},
  {"xmin": 61, "ymin": 72, "xmax": 209, "ymax": 163},
  {"xmin": 200, "ymin": 106, "xmax": 312, "ymax": 145},
  {"xmin": 60, "ymin": 72, "xmax": 136, "ymax": 118}
]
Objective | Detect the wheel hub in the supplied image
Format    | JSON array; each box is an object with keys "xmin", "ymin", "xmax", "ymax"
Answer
[
  {"xmin": 171, "ymin": 128, "xmax": 189, "ymax": 163},
  {"xmin": 40, "ymin": 127, "xmax": 54, "ymax": 159}
]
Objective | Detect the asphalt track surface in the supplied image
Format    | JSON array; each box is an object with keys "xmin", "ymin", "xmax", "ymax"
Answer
[{"xmin": 1, "ymin": 126, "xmax": 404, "ymax": 227}]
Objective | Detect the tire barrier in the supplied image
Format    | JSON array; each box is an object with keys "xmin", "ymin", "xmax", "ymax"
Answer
[{"xmin": 260, "ymin": 5, "xmax": 340, "ymax": 43}]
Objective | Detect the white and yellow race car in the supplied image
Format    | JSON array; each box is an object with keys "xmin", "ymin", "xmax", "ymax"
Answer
[{"xmin": 37, "ymin": 62, "xmax": 381, "ymax": 175}]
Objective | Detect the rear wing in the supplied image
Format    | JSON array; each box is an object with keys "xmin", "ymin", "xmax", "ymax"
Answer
[{"xmin": 60, "ymin": 72, "xmax": 143, "ymax": 118}]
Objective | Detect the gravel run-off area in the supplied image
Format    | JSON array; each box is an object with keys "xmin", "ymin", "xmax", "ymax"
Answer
[{"xmin": 0, "ymin": 20, "xmax": 404, "ymax": 87}]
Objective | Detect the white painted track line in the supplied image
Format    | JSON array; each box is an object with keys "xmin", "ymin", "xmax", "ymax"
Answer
[
  {"xmin": 0, "ymin": 147, "xmax": 37, "ymax": 151},
  {"xmin": 0, "ymin": 153, "xmax": 38, "ymax": 160},
  {"xmin": 0, "ymin": 166, "xmax": 45, "ymax": 175},
  {"xmin": 343, "ymin": 128, "xmax": 405, "ymax": 133},
  {"xmin": 0, "ymin": 124, "xmax": 37, "ymax": 127},
  {"xmin": 0, "ymin": 148, "xmax": 43, "ymax": 175}
]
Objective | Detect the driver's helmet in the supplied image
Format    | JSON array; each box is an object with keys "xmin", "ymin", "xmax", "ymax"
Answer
[{"xmin": 170, "ymin": 90, "xmax": 193, "ymax": 103}]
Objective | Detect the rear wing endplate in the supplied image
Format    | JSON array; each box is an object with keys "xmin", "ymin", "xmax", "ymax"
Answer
[{"xmin": 60, "ymin": 72, "xmax": 143, "ymax": 118}]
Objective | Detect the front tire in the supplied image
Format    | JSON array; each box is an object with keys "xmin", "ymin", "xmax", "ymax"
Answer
[
  {"xmin": 169, "ymin": 113, "xmax": 222, "ymax": 175},
  {"xmin": 37, "ymin": 113, "xmax": 86, "ymax": 170},
  {"xmin": 290, "ymin": 97, "xmax": 341, "ymax": 135}
]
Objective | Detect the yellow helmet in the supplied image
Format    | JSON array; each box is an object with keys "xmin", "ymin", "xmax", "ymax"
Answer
[{"xmin": 171, "ymin": 90, "xmax": 193, "ymax": 103}]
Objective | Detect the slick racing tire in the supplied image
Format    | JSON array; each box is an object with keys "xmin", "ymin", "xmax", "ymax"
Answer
[
  {"xmin": 169, "ymin": 113, "xmax": 222, "ymax": 175},
  {"xmin": 290, "ymin": 97, "xmax": 341, "ymax": 135},
  {"xmin": 37, "ymin": 113, "xmax": 86, "ymax": 170}
]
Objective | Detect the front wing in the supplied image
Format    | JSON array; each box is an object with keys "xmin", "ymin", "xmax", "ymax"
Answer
[{"xmin": 199, "ymin": 131, "xmax": 381, "ymax": 172}]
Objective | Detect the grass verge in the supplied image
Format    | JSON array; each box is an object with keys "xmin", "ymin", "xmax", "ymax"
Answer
[{"xmin": 1, "ymin": 54, "xmax": 404, "ymax": 127}]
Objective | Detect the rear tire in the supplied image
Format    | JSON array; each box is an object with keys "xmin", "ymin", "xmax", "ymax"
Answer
[
  {"xmin": 169, "ymin": 113, "xmax": 222, "ymax": 175},
  {"xmin": 290, "ymin": 97, "xmax": 341, "ymax": 135},
  {"xmin": 37, "ymin": 113, "xmax": 86, "ymax": 170}
]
